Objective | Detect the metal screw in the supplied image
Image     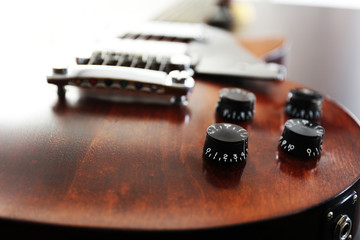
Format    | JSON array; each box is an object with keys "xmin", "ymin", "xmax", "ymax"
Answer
[
  {"xmin": 52, "ymin": 67, "xmax": 68, "ymax": 75},
  {"xmin": 327, "ymin": 211, "xmax": 334, "ymax": 221},
  {"xmin": 352, "ymin": 194, "xmax": 358, "ymax": 204},
  {"xmin": 169, "ymin": 70, "xmax": 189, "ymax": 84}
]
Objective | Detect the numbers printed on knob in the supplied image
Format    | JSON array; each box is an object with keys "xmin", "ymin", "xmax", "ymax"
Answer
[
  {"xmin": 285, "ymin": 88, "xmax": 324, "ymax": 120},
  {"xmin": 216, "ymin": 88, "xmax": 256, "ymax": 122},
  {"xmin": 280, "ymin": 135, "xmax": 322, "ymax": 157},
  {"xmin": 220, "ymin": 108, "xmax": 254, "ymax": 121},
  {"xmin": 279, "ymin": 119, "xmax": 325, "ymax": 159},
  {"xmin": 207, "ymin": 123, "xmax": 248, "ymax": 137},
  {"xmin": 204, "ymin": 147, "xmax": 247, "ymax": 163},
  {"xmin": 203, "ymin": 123, "xmax": 248, "ymax": 164}
]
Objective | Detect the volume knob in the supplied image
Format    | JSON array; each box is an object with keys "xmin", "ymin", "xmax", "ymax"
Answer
[
  {"xmin": 203, "ymin": 123, "xmax": 248, "ymax": 164},
  {"xmin": 285, "ymin": 88, "xmax": 324, "ymax": 120},
  {"xmin": 216, "ymin": 88, "xmax": 256, "ymax": 122},
  {"xmin": 279, "ymin": 119, "xmax": 325, "ymax": 159}
]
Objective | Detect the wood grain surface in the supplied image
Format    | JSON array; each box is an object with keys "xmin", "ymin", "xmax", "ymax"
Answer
[{"xmin": 0, "ymin": 64, "xmax": 359, "ymax": 233}]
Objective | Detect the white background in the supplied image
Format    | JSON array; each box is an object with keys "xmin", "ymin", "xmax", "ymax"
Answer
[{"xmin": 0, "ymin": 0, "xmax": 359, "ymax": 118}]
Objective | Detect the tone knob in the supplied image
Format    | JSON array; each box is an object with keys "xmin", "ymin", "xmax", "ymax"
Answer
[
  {"xmin": 216, "ymin": 88, "xmax": 256, "ymax": 122},
  {"xmin": 279, "ymin": 119, "xmax": 325, "ymax": 159},
  {"xmin": 203, "ymin": 123, "xmax": 248, "ymax": 164},
  {"xmin": 285, "ymin": 88, "xmax": 324, "ymax": 120}
]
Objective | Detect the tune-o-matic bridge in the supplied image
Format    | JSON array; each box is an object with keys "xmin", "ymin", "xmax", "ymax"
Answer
[
  {"xmin": 47, "ymin": 33, "xmax": 196, "ymax": 104},
  {"xmin": 47, "ymin": 65, "xmax": 195, "ymax": 104}
]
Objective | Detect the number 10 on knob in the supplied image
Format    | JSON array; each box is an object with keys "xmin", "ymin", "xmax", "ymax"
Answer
[{"xmin": 279, "ymin": 119, "xmax": 325, "ymax": 159}]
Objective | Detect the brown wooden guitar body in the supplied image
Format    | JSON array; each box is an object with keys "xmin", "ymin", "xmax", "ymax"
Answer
[{"xmin": 0, "ymin": 68, "xmax": 359, "ymax": 239}]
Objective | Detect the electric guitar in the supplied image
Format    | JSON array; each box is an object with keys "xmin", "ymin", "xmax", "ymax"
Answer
[{"xmin": 0, "ymin": 8, "xmax": 359, "ymax": 240}]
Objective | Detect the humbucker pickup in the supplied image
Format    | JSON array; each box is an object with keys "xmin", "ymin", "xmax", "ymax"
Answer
[{"xmin": 113, "ymin": 22, "xmax": 287, "ymax": 80}]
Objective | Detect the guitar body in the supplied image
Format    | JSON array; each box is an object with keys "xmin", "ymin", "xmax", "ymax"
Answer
[
  {"xmin": 0, "ymin": 67, "xmax": 359, "ymax": 239},
  {"xmin": 0, "ymin": 13, "xmax": 358, "ymax": 237}
]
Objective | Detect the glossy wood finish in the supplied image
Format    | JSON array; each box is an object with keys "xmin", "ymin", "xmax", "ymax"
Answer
[{"xmin": 0, "ymin": 63, "xmax": 360, "ymax": 234}]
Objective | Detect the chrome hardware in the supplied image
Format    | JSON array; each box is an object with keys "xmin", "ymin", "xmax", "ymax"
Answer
[
  {"xmin": 352, "ymin": 194, "xmax": 358, "ymax": 204},
  {"xmin": 118, "ymin": 21, "xmax": 204, "ymax": 42},
  {"xmin": 47, "ymin": 65, "xmax": 194, "ymax": 104},
  {"xmin": 334, "ymin": 215, "xmax": 352, "ymax": 240},
  {"xmin": 52, "ymin": 67, "xmax": 68, "ymax": 75},
  {"xmin": 323, "ymin": 191, "xmax": 358, "ymax": 240},
  {"xmin": 102, "ymin": 21, "xmax": 286, "ymax": 81},
  {"xmin": 327, "ymin": 211, "xmax": 334, "ymax": 221},
  {"xmin": 169, "ymin": 54, "xmax": 192, "ymax": 72},
  {"xmin": 169, "ymin": 70, "xmax": 191, "ymax": 84}
]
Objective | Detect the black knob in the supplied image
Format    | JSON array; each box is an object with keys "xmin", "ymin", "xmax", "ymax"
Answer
[
  {"xmin": 285, "ymin": 88, "xmax": 324, "ymax": 120},
  {"xmin": 203, "ymin": 123, "xmax": 248, "ymax": 164},
  {"xmin": 216, "ymin": 88, "xmax": 256, "ymax": 122},
  {"xmin": 279, "ymin": 119, "xmax": 325, "ymax": 159}
]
